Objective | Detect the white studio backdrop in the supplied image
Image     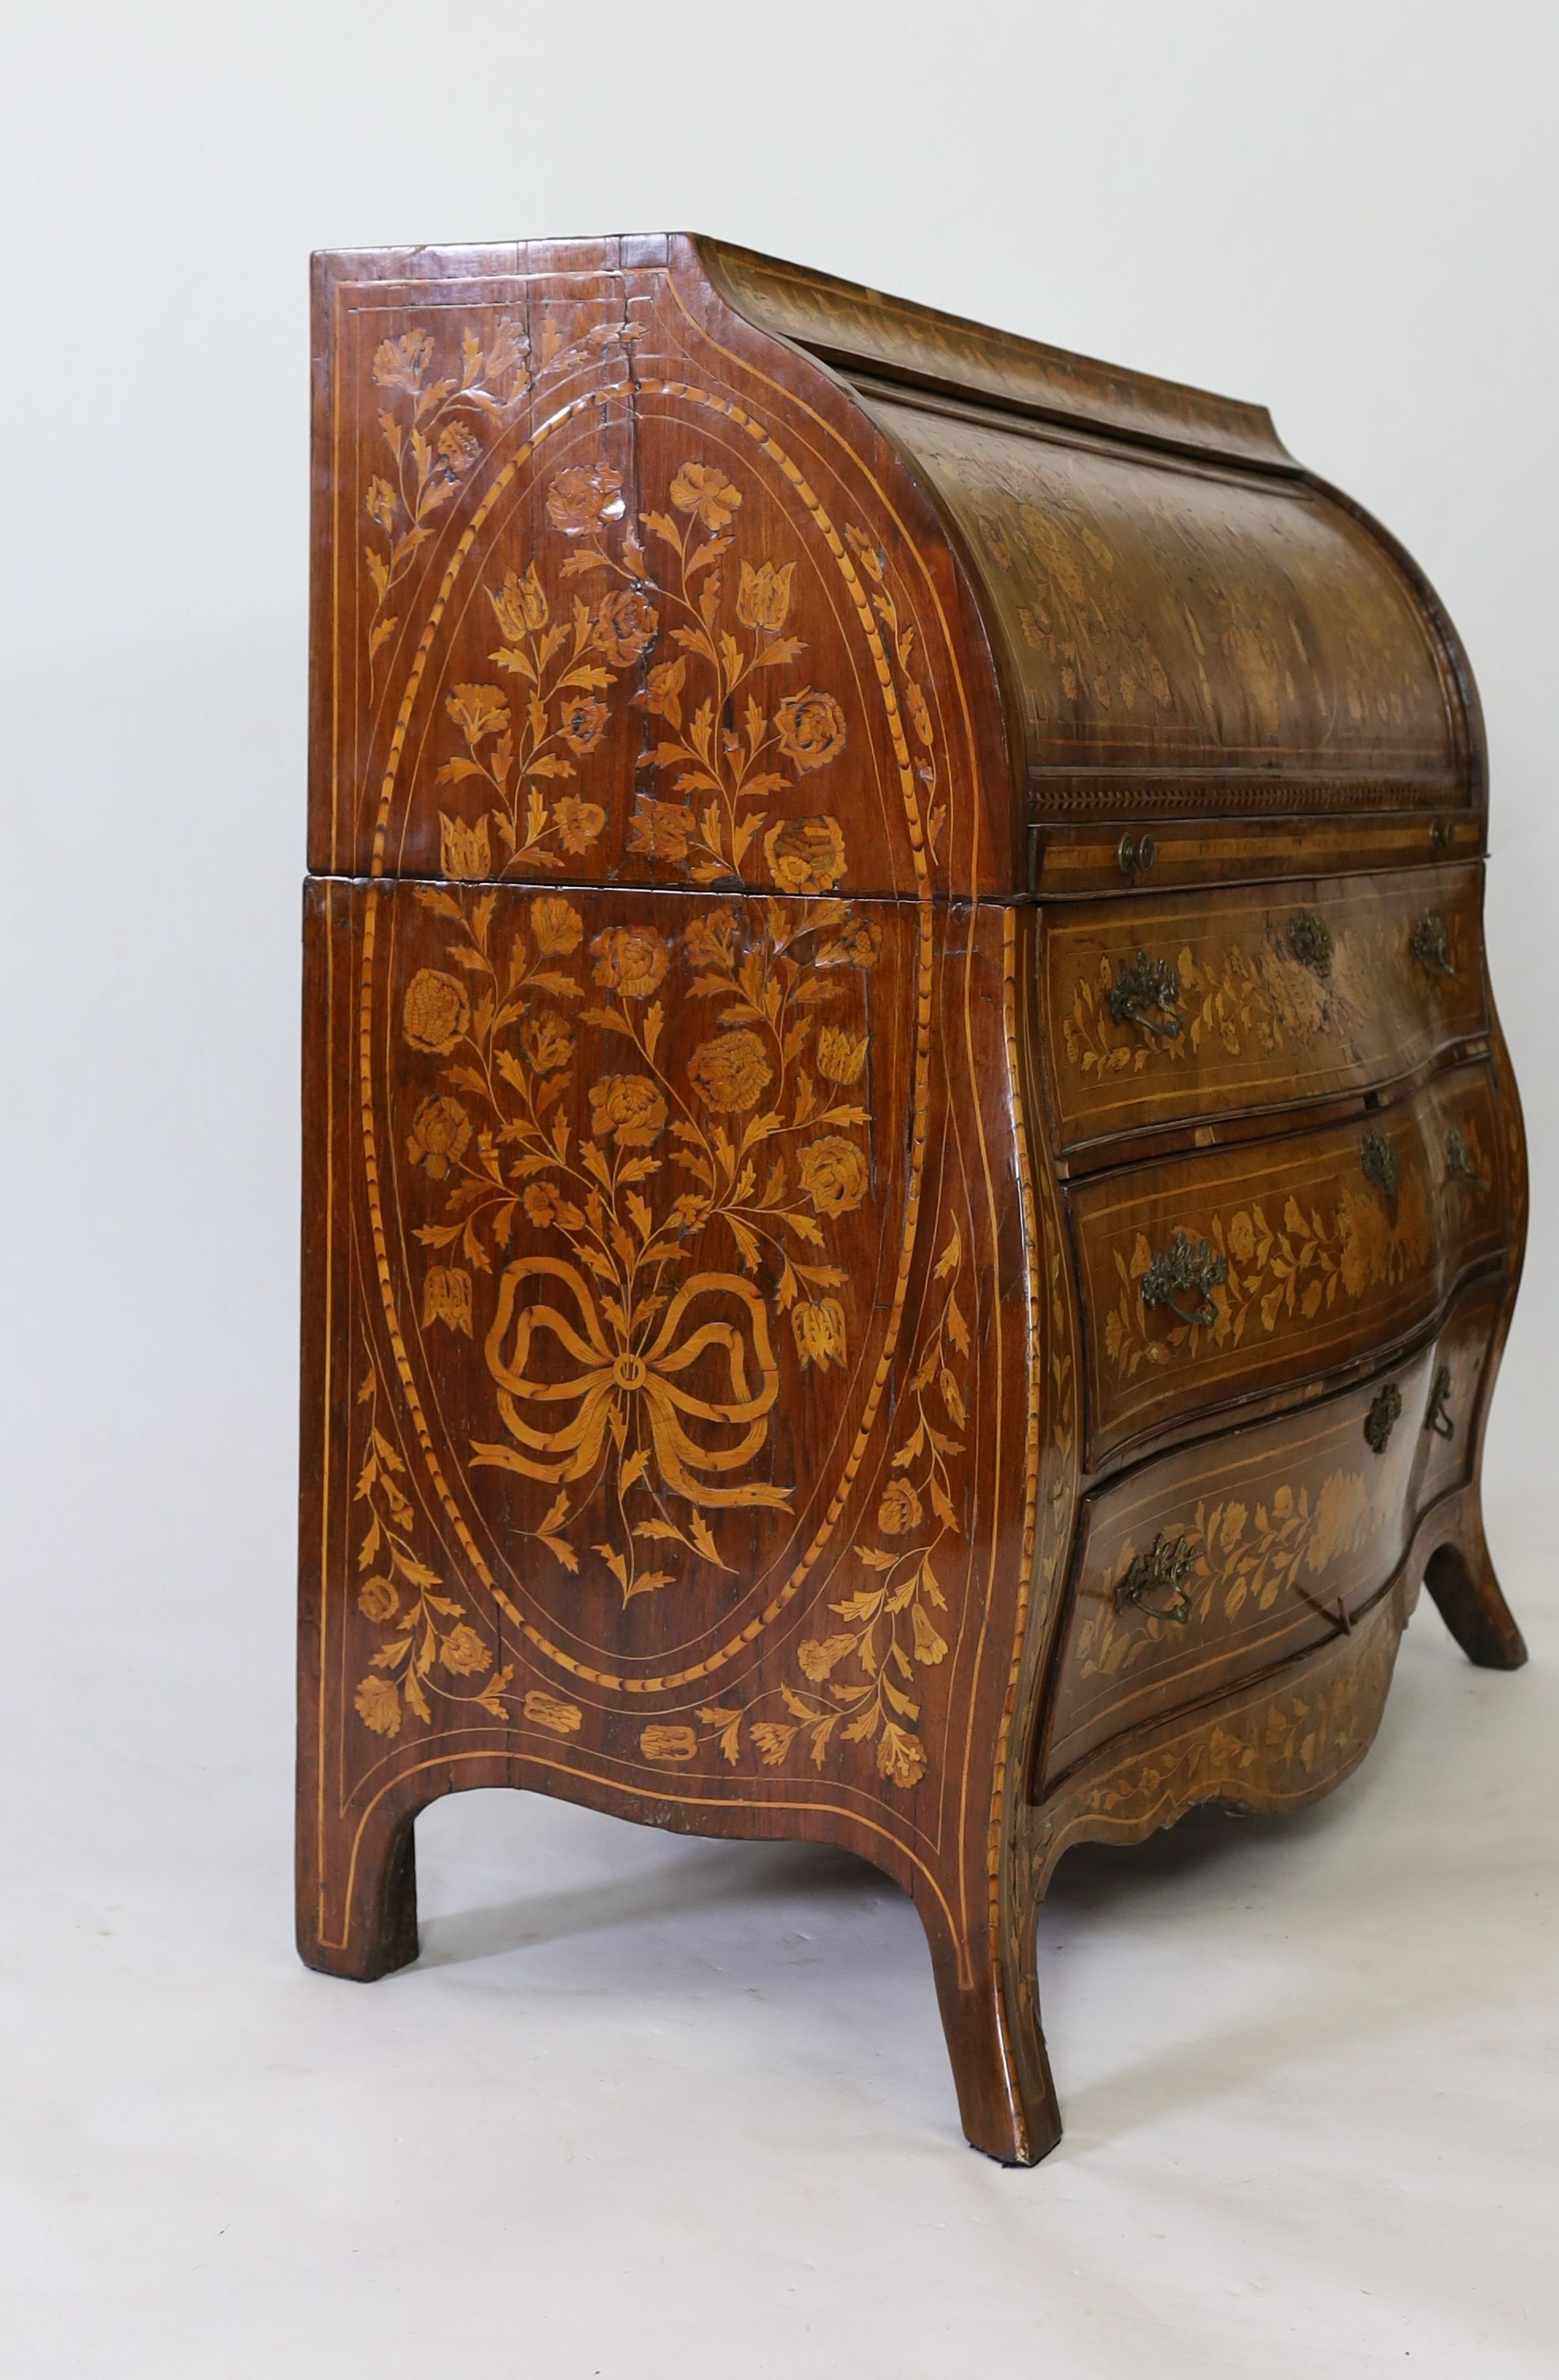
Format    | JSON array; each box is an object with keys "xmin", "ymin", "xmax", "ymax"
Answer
[{"xmin": 2, "ymin": 5, "xmax": 1556, "ymax": 2375}]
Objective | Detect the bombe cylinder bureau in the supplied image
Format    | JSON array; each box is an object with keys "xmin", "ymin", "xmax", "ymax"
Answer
[{"xmin": 299, "ymin": 235, "xmax": 1526, "ymax": 2162}]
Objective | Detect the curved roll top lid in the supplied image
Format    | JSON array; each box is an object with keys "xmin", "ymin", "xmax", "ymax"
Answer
[{"xmin": 703, "ymin": 238, "xmax": 1471, "ymax": 821}]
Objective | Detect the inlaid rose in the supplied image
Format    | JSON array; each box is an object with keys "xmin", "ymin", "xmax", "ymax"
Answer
[
  {"xmin": 559, "ymin": 695, "xmax": 608, "ymax": 755},
  {"xmin": 776, "ymin": 689, "xmax": 847, "ymax": 774},
  {"xmin": 593, "ymin": 588, "xmax": 659, "ymax": 665},
  {"xmin": 555, "ymin": 795, "xmax": 605, "ymax": 852},
  {"xmin": 687, "ymin": 1028, "xmax": 773, "ymax": 1114},
  {"xmin": 402, "ymin": 969, "xmax": 471, "ymax": 1054},
  {"xmin": 878, "ymin": 1478, "xmax": 924, "ymax": 1537},
  {"xmin": 589, "ymin": 1075, "xmax": 667, "ymax": 1148},
  {"xmin": 406, "ymin": 1093, "xmax": 473, "ymax": 1179},
  {"xmin": 798, "ymin": 1134, "xmax": 867, "ymax": 1218},
  {"xmin": 546, "ymin": 463, "xmax": 625, "ymax": 536},
  {"xmin": 591, "ymin": 924, "xmax": 669, "ymax": 999}
]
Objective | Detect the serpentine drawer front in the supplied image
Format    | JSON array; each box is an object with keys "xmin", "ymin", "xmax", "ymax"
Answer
[
  {"xmin": 1041, "ymin": 863, "xmax": 1488, "ymax": 1154},
  {"xmin": 1043, "ymin": 1274, "xmax": 1507, "ymax": 1784},
  {"xmin": 299, "ymin": 234, "xmax": 1527, "ymax": 2167},
  {"xmin": 1069, "ymin": 1058, "xmax": 1508, "ymax": 1470}
]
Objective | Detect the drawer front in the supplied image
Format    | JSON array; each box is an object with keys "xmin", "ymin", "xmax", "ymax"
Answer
[
  {"xmin": 1072, "ymin": 1059, "xmax": 1508, "ymax": 1469},
  {"xmin": 1044, "ymin": 1285, "xmax": 1500, "ymax": 1783},
  {"xmin": 1043, "ymin": 862, "xmax": 1486, "ymax": 1152}
]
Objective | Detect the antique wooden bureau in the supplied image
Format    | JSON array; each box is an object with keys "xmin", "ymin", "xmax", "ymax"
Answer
[{"xmin": 299, "ymin": 234, "xmax": 1526, "ymax": 2162}]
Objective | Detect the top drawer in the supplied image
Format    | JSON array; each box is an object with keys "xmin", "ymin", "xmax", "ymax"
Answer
[{"xmin": 1040, "ymin": 863, "xmax": 1486, "ymax": 1154}]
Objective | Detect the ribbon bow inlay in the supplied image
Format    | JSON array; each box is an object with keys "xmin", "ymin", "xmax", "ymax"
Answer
[{"xmin": 471, "ymin": 1257, "xmax": 791, "ymax": 1511}]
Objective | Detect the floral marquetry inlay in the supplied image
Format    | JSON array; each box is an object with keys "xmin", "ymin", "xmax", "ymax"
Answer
[{"xmin": 400, "ymin": 885, "xmax": 881, "ymax": 1604}]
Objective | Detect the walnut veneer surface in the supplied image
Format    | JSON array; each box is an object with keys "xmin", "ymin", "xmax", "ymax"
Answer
[{"xmin": 298, "ymin": 234, "xmax": 1527, "ymax": 2162}]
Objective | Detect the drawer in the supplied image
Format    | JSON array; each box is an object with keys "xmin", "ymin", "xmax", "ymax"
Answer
[
  {"xmin": 1043, "ymin": 1283, "xmax": 1500, "ymax": 1784},
  {"xmin": 1042, "ymin": 862, "xmax": 1487, "ymax": 1152},
  {"xmin": 1070, "ymin": 1058, "xmax": 1508, "ymax": 1470}
]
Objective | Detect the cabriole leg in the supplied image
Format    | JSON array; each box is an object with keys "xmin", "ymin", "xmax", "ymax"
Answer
[
  {"xmin": 916, "ymin": 1827, "xmax": 1061, "ymax": 2165},
  {"xmin": 1425, "ymin": 1495, "xmax": 1527, "ymax": 1671}
]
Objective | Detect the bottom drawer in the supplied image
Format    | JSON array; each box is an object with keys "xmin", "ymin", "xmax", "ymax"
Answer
[{"xmin": 1041, "ymin": 1277, "xmax": 1504, "ymax": 1784}]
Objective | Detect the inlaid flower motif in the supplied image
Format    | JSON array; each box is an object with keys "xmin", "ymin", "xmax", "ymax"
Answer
[
  {"xmin": 490, "ymin": 562, "xmax": 549, "ymax": 640},
  {"xmin": 358, "ymin": 1575, "xmax": 399, "ymax": 1624},
  {"xmin": 365, "ymin": 475, "xmax": 397, "ymax": 533},
  {"xmin": 406, "ymin": 1093, "xmax": 473, "ymax": 1179},
  {"xmin": 402, "ymin": 969, "xmax": 471, "ymax": 1054},
  {"xmin": 354, "ymin": 1675, "xmax": 402, "ymax": 1736},
  {"xmin": 815, "ymin": 1026, "xmax": 868, "ymax": 1085},
  {"xmin": 798, "ymin": 1135, "xmax": 867, "ymax": 1218},
  {"xmin": 523, "ymin": 1181, "xmax": 578, "ymax": 1229},
  {"xmin": 593, "ymin": 588, "xmax": 659, "ymax": 665},
  {"xmin": 640, "ymin": 1725, "xmax": 698, "ymax": 1761},
  {"xmin": 589, "ymin": 1075, "xmax": 667, "ymax": 1147},
  {"xmin": 776, "ymin": 689, "xmax": 847, "ymax": 774},
  {"xmin": 439, "ymin": 810, "xmax": 491, "ymax": 880},
  {"xmin": 421, "ymin": 1265, "xmax": 473, "ymax": 1337},
  {"xmin": 546, "ymin": 463, "xmax": 625, "ymax": 535},
  {"xmin": 559, "ymin": 695, "xmax": 608, "ymax": 755},
  {"xmin": 440, "ymin": 1624, "xmax": 493, "ymax": 1676},
  {"xmin": 372, "ymin": 329, "xmax": 433, "ymax": 392},
  {"xmin": 591, "ymin": 924, "xmax": 669, "ymax": 999},
  {"xmin": 523, "ymin": 1014, "xmax": 574, "ymax": 1075},
  {"xmin": 817, "ymin": 914, "xmax": 882, "ymax": 970},
  {"xmin": 687, "ymin": 1028, "xmax": 773, "ymax": 1114},
  {"xmin": 531, "ymin": 895, "xmax": 582, "ymax": 955},
  {"xmin": 1229, "ymin": 1209, "xmax": 1257, "ymax": 1262},
  {"xmin": 736, "ymin": 559, "xmax": 795, "ymax": 631},
  {"xmin": 555, "ymin": 795, "xmax": 606, "ymax": 852},
  {"xmin": 670, "ymin": 461, "xmax": 742, "ymax": 531},
  {"xmin": 683, "ymin": 904, "xmax": 739, "ymax": 973},
  {"xmin": 627, "ymin": 800, "xmax": 695, "ymax": 861},
  {"xmin": 764, "ymin": 814, "xmax": 847, "ymax": 894},
  {"xmin": 878, "ymin": 1478, "xmax": 924, "ymax": 1536},
  {"xmin": 791, "ymin": 1297, "xmax": 848, "ymax": 1371},
  {"xmin": 646, "ymin": 657, "xmax": 686, "ymax": 722},
  {"xmin": 446, "ymin": 683, "xmax": 509, "ymax": 744},
  {"xmin": 436, "ymin": 421, "xmax": 481, "ymax": 477}
]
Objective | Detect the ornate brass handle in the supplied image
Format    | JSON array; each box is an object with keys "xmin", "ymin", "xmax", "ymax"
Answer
[
  {"xmin": 1360, "ymin": 1127, "xmax": 1398, "ymax": 1198},
  {"xmin": 1287, "ymin": 908, "xmax": 1334, "ymax": 977},
  {"xmin": 1410, "ymin": 912, "xmax": 1457, "ymax": 979},
  {"xmin": 1443, "ymin": 1125, "xmax": 1486, "ymax": 1192},
  {"xmin": 1425, "ymin": 1365, "xmax": 1455, "ymax": 1441},
  {"xmin": 1107, "ymin": 950, "xmax": 1183, "ymax": 1038},
  {"xmin": 1116, "ymin": 1532, "xmax": 1194, "ymax": 1624},
  {"xmin": 1364, "ymin": 1382, "xmax": 1403, "ymax": 1453},
  {"xmin": 1140, "ymin": 1230, "xmax": 1228, "ymax": 1329}
]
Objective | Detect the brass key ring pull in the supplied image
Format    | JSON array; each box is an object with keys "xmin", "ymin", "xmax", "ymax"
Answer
[
  {"xmin": 1107, "ymin": 950, "xmax": 1184, "ymax": 1039},
  {"xmin": 1116, "ymin": 1533, "xmax": 1195, "ymax": 1624},
  {"xmin": 1139, "ymin": 1230, "xmax": 1228, "ymax": 1330}
]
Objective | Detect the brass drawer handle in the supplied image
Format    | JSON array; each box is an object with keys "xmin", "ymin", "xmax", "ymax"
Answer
[
  {"xmin": 1107, "ymin": 950, "xmax": 1183, "ymax": 1038},
  {"xmin": 1359, "ymin": 1127, "xmax": 1398, "ymax": 1198},
  {"xmin": 1364, "ymin": 1382, "xmax": 1403, "ymax": 1453},
  {"xmin": 1287, "ymin": 909, "xmax": 1334, "ymax": 977},
  {"xmin": 1117, "ymin": 1532, "xmax": 1194, "ymax": 1624},
  {"xmin": 1410, "ymin": 912, "xmax": 1457, "ymax": 979},
  {"xmin": 1425, "ymin": 1365, "xmax": 1455, "ymax": 1441},
  {"xmin": 1140, "ymin": 1230, "xmax": 1227, "ymax": 1328},
  {"xmin": 1443, "ymin": 1125, "xmax": 1486, "ymax": 1191}
]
